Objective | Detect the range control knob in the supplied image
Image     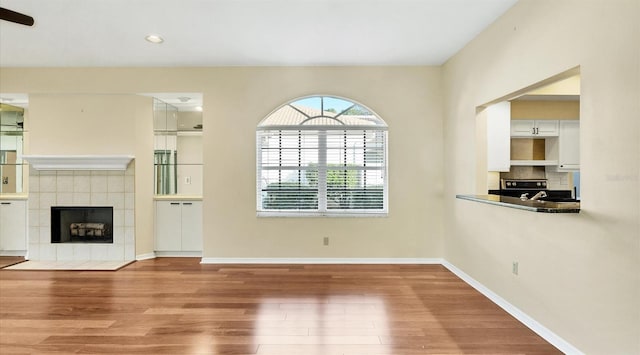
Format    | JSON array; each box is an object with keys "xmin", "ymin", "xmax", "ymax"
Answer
[
  {"xmin": 506, "ymin": 182, "xmax": 512, "ymax": 187},
  {"xmin": 537, "ymin": 182, "xmax": 541, "ymax": 186},
  {"xmin": 512, "ymin": 182, "xmax": 517, "ymax": 187}
]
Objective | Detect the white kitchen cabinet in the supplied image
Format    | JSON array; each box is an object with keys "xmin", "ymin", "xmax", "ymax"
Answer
[
  {"xmin": 155, "ymin": 200, "xmax": 202, "ymax": 254},
  {"xmin": 486, "ymin": 102, "xmax": 511, "ymax": 172},
  {"xmin": 511, "ymin": 120, "xmax": 559, "ymax": 137},
  {"xmin": 558, "ymin": 120, "xmax": 580, "ymax": 171},
  {"xmin": 0, "ymin": 199, "xmax": 27, "ymax": 255}
]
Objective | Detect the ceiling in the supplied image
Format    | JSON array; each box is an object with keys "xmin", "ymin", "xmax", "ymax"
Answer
[
  {"xmin": 0, "ymin": 0, "xmax": 518, "ymax": 67},
  {"xmin": 0, "ymin": 0, "xmax": 518, "ymax": 111}
]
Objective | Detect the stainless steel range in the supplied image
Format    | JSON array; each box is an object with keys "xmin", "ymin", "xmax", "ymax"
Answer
[
  {"xmin": 490, "ymin": 179, "xmax": 577, "ymax": 202},
  {"xmin": 500, "ymin": 179, "xmax": 547, "ymax": 191}
]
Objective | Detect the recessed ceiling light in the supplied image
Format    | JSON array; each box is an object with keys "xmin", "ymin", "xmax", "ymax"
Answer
[
  {"xmin": 145, "ymin": 34, "xmax": 164, "ymax": 44},
  {"xmin": 195, "ymin": 106, "xmax": 203, "ymax": 112}
]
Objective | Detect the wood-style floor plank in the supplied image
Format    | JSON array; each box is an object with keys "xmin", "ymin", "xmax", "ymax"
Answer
[
  {"xmin": 0, "ymin": 256, "xmax": 25, "ymax": 269},
  {"xmin": 0, "ymin": 258, "xmax": 562, "ymax": 354}
]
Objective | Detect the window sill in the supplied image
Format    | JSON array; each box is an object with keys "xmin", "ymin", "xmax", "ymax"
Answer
[{"xmin": 257, "ymin": 211, "xmax": 388, "ymax": 218}]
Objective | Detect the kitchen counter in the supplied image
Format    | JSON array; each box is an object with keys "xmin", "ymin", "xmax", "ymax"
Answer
[
  {"xmin": 456, "ymin": 194, "xmax": 580, "ymax": 213},
  {"xmin": 154, "ymin": 195, "xmax": 202, "ymax": 201},
  {"xmin": 0, "ymin": 194, "xmax": 28, "ymax": 200}
]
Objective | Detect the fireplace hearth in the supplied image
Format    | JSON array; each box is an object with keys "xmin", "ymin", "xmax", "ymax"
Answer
[{"xmin": 51, "ymin": 207, "xmax": 114, "ymax": 244}]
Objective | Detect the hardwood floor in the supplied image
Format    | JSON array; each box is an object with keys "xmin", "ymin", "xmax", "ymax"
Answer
[
  {"xmin": 0, "ymin": 258, "xmax": 561, "ymax": 354},
  {"xmin": 0, "ymin": 256, "xmax": 25, "ymax": 269}
]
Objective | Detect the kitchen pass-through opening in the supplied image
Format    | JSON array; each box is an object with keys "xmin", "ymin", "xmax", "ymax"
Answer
[
  {"xmin": 481, "ymin": 67, "xmax": 580, "ymax": 200},
  {"xmin": 51, "ymin": 206, "xmax": 114, "ymax": 243}
]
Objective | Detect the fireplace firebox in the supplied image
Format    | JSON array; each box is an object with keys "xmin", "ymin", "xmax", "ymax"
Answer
[{"xmin": 51, "ymin": 206, "xmax": 114, "ymax": 243}]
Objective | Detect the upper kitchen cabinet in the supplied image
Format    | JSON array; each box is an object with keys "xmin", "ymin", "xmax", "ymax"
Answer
[
  {"xmin": 510, "ymin": 119, "xmax": 559, "ymax": 137},
  {"xmin": 558, "ymin": 120, "xmax": 580, "ymax": 171},
  {"xmin": 486, "ymin": 102, "xmax": 511, "ymax": 172},
  {"xmin": 152, "ymin": 95, "xmax": 203, "ymax": 196},
  {"xmin": 0, "ymin": 103, "xmax": 25, "ymax": 194}
]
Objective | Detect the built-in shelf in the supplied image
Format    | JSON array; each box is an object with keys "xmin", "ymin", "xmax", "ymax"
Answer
[
  {"xmin": 510, "ymin": 159, "xmax": 558, "ymax": 166},
  {"xmin": 21, "ymin": 155, "xmax": 134, "ymax": 171}
]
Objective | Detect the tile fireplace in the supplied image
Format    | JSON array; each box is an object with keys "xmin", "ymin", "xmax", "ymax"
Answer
[{"xmin": 26, "ymin": 163, "xmax": 135, "ymax": 262}]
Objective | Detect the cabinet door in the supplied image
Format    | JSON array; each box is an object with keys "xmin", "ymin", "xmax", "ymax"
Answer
[
  {"xmin": 558, "ymin": 120, "xmax": 580, "ymax": 170},
  {"xmin": 487, "ymin": 102, "xmax": 511, "ymax": 172},
  {"xmin": 0, "ymin": 200, "xmax": 27, "ymax": 251},
  {"xmin": 180, "ymin": 201, "xmax": 202, "ymax": 251},
  {"xmin": 155, "ymin": 201, "xmax": 182, "ymax": 251},
  {"xmin": 535, "ymin": 120, "xmax": 559, "ymax": 136},
  {"xmin": 510, "ymin": 120, "xmax": 535, "ymax": 137}
]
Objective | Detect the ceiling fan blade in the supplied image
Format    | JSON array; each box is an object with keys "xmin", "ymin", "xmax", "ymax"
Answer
[{"xmin": 0, "ymin": 7, "xmax": 35, "ymax": 26}]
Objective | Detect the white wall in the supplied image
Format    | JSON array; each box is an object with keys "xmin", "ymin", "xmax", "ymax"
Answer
[{"xmin": 443, "ymin": 0, "xmax": 639, "ymax": 353}]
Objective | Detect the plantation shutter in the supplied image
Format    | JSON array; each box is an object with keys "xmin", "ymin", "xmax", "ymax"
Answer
[
  {"xmin": 325, "ymin": 129, "xmax": 385, "ymax": 210},
  {"xmin": 257, "ymin": 127, "xmax": 387, "ymax": 214},
  {"xmin": 257, "ymin": 129, "xmax": 320, "ymax": 210}
]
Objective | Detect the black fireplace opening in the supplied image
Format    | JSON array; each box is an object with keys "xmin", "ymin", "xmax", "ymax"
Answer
[{"xmin": 51, "ymin": 206, "xmax": 114, "ymax": 244}]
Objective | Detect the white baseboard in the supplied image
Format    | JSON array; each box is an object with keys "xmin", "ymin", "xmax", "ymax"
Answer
[
  {"xmin": 155, "ymin": 251, "xmax": 202, "ymax": 258},
  {"xmin": 135, "ymin": 252, "xmax": 156, "ymax": 261},
  {"xmin": 0, "ymin": 250, "xmax": 27, "ymax": 257},
  {"xmin": 442, "ymin": 261, "xmax": 583, "ymax": 355},
  {"xmin": 200, "ymin": 257, "xmax": 443, "ymax": 264}
]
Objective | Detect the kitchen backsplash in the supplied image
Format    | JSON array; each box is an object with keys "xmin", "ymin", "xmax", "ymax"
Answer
[
  {"xmin": 500, "ymin": 166, "xmax": 546, "ymax": 179},
  {"xmin": 544, "ymin": 169, "xmax": 572, "ymax": 190}
]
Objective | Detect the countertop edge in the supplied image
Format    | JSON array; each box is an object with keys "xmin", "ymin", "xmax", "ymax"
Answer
[
  {"xmin": 0, "ymin": 194, "xmax": 29, "ymax": 200},
  {"xmin": 154, "ymin": 195, "xmax": 203, "ymax": 201},
  {"xmin": 456, "ymin": 194, "xmax": 580, "ymax": 213}
]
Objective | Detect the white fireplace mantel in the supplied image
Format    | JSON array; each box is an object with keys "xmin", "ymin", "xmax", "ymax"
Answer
[{"xmin": 22, "ymin": 155, "xmax": 135, "ymax": 171}]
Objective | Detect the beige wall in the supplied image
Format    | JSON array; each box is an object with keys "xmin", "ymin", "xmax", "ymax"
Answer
[
  {"xmin": 0, "ymin": 66, "xmax": 445, "ymax": 259},
  {"xmin": 203, "ymin": 67, "xmax": 444, "ymax": 258},
  {"xmin": 28, "ymin": 94, "xmax": 140, "ymax": 155},
  {"xmin": 511, "ymin": 100, "xmax": 579, "ymax": 120},
  {"xmin": 443, "ymin": 0, "xmax": 639, "ymax": 353}
]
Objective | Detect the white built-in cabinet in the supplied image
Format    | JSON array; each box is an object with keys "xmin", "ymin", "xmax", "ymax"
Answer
[
  {"xmin": 0, "ymin": 199, "xmax": 27, "ymax": 255},
  {"xmin": 155, "ymin": 200, "xmax": 202, "ymax": 254},
  {"xmin": 511, "ymin": 120, "xmax": 559, "ymax": 137},
  {"xmin": 486, "ymin": 102, "xmax": 511, "ymax": 172},
  {"xmin": 558, "ymin": 120, "xmax": 580, "ymax": 171},
  {"xmin": 488, "ymin": 114, "xmax": 580, "ymax": 171}
]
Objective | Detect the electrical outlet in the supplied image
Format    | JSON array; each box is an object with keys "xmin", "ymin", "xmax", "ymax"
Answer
[
  {"xmin": 512, "ymin": 261, "xmax": 519, "ymax": 275},
  {"xmin": 323, "ymin": 237, "xmax": 329, "ymax": 246}
]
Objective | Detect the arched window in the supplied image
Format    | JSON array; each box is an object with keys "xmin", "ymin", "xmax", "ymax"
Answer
[{"xmin": 257, "ymin": 96, "xmax": 388, "ymax": 216}]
